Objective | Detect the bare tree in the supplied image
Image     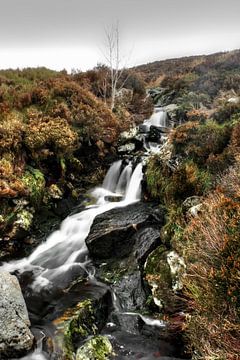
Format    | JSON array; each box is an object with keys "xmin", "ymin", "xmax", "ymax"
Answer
[{"xmin": 102, "ymin": 23, "xmax": 130, "ymax": 111}]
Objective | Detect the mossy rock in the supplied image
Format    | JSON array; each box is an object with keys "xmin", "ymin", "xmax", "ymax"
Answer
[
  {"xmin": 22, "ymin": 167, "xmax": 45, "ymax": 205},
  {"xmin": 53, "ymin": 293, "xmax": 109, "ymax": 360},
  {"xmin": 76, "ymin": 336, "xmax": 113, "ymax": 360},
  {"xmin": 53, "ymin": 300, "xmax": 97, "ymax": 359},
  {"xmin": 145, "ymin": 246, "xmax": 185, "ymax": 313}
]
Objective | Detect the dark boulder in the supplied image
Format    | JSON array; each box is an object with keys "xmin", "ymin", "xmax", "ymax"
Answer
[{"xmin": 86, "ymin": 202, "xmax": 165, "ymax": 261}]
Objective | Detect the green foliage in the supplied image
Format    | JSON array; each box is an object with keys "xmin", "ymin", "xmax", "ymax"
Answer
[
  {"xmin": 146, "ymin": 155, "xmax": 212, "ymax": 205},
  {"xmin": 76, "ymin": 336, "xmax": 112, "ymax": 360},
  {"xmin": 22, "ymin": 167, "xmax": 45, "ymax": 205},
  {"xmin": 170, "ymin": 120, "xmax": 231, "ymax": 165}
]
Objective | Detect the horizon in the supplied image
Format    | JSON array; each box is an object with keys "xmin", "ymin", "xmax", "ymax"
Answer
[{"xmin": 0, "ymin": 47, "xmax": 239, "ymax": 74}]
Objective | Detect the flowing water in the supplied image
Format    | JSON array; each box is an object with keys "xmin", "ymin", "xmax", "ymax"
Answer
[
  {"xmin": 2, "ymin": 117, "xmax": 185, "ymax": 359},
  {"xmin": 142, "ymin": 109, "xmax": 168, "ymax": 131}
]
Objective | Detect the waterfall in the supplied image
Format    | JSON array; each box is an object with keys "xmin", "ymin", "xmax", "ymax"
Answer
[
  {"xmin": 102, "ymin": 160, "xmax": 122, "ymax": 192},
  {"xmin": 115, "ymin": 162, "xmax": 132, "ymax": 194},
  {"xmin": 147, "ymin": 110, "xmax": 168, "ymax": 127},
  {"xmin": 125, "ymin": 163, "xmax": 143, "ymax": 202},
  {"xmin": 1, "ymin": 161, "xmax": 143, "ymax": 291}
]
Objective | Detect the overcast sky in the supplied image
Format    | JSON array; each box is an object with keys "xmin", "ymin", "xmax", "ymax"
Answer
[{"xmin": 0, "ymin": 0, "xmax": 239, "ymax": 71}]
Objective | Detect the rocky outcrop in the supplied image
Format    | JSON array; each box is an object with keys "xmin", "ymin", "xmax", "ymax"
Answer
[
  {"xmin": 0, "ymin": 271, "xmax": 34, "ymax": 358},
  {"xmin": 145, "ymin": 246, "xmax": 186, "ymax": 313},
  {"xmin": 86, "ymin": 202, "xmax": 165, "ymax": 260},
  {"xmin": 86, "ymin": 202, "xmax": 165, "ymax": 311}
]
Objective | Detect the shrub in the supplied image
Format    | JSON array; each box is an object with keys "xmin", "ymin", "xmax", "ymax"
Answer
[
  {"xmin": 146, "ymin": 156, "xmax": 212, "ymax": 205},
  {"xmin": 0, "ymin": 112, "xmax": 25, "ymax": 153},
  {"xmin": 183, "ymin": 169, "xmax": 240, "ymax": 359},
  {"xmin": 24, "ymin": 113, "xmax": 79, "ymax": 159},
  {"xmin": 170, "ymin": 120, "xmax": 231, "ymax": 165}
]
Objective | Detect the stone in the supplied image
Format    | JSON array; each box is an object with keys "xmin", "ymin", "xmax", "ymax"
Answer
[
  {"xmin": 118, "ymin": 143, "xmax": 136, "ymax": 154},
  {"xmin": 182, "ymin": 196, "xmax": 202, "ymax": 211},
  {"xmin": 104, "ymin": 195, "xmax": 123, "ymax": 202},
  {"xmin": 228, "ymin": 96, "xmax": 240, "ymax": 104},
  {"xmin": 145, "ymin": 247, "xmax": 186, "ymax": 313},
  {"xmin": 53, "ymin": 288, "xmax": 110, "ymax": 359},
  {"xmin": 86, "ymin": 202, "xmax": 164, "ymax": 260},
  {"xmin": 113, "ymin": 271, "xmax": 147, "ymax": 310},
  {"xmin": 119, "ymin": 126, "xmax": 138, "ymax": 141},
  {"xmin": 76, "ymin": 335, "xmax": 112, "ymax": 360},
  {"xmin": 0, "ymin": 271, "xmax": 34, "ymax": 358}
]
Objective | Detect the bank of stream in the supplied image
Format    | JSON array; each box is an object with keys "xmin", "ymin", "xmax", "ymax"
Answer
[{"xmin": 1, "ymin": 108, "xmax": 189, "ymax": 360}]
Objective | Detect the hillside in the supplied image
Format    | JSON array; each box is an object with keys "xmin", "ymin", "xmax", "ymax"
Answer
[
  {"xmin": 0, "ymin": 49, "xmax": 239, "ymax": 360},
  {"xmin": 134, "ymin": 49, "xmax": 240, "ymax": 89}
]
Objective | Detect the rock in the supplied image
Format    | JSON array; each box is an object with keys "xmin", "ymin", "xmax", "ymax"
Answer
[
  {"xmin": 104, "ymin": 195, "xmax": 123, "ymax": 202},
  {"xmin": 120, "ymin": 126, "xmax": 138, "ymax": 141},
  {"xmin": 113, "ymin": 270, "xmax": 147, "ymax": 310},
  {"xmin": 188, "ymin": 203, "xmax": 203, "ymax": 217},
  {"xmin": 182, "ymin": 196, "xmax": 202, "ymax": 211},
  {"xmin": 145, "ymin": 247, "xmax": 186, "ymax": 313},
  {"xmin": 164, "ymin": 104, "xmax": 186, "ymax": 126},
  {"xmin": 228, "ymin": 96, "xmax": 240, "ymax": 104},
  {"xmin": 0, "ymin": 271, "xmax": 34, "ymax": 358},
  {"xmin": 118, "ymin": 143, "xmax": 136, "ymax": 154},
  {"xmin": 86, "ymin": 202, "xmax": 164, "ymax": 260},
  {"xmin": 76, "ymin": 335, "xmax": 112, "ymax": 360},
  {"xmin": 110, "ymin": 312, "xmax": 143, "ymax": 335},
  {"xmin": 166, "ymin": 251, "xmax": 186, "ymax": 292},
  {"xmin": 53, "ymin": 289, "xmax": 110, "ymax": 359},
  {"xmin": 147, "ymin": 125, "xmax": 170, "ymax": 143}
]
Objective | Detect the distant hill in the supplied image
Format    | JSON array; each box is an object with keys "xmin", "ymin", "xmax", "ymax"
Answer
[{"xmin": 133, "ymin": 49, "xmax": 240, "ymax": 86}]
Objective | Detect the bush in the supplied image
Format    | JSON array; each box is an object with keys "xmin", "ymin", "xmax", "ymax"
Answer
[
  {"xmin": 0, "ymin": 112, "xmax": 25, "ymax": 153},
  {"xmin": 183, "ymin": 167, "xmax": 240, "ymax": 359},
  {"xmin": 24, "ymin": 112, "xmax": 79, "ymax": 159},
  {"xmin": 170, "ymin": 120, "xmax": 231, "ymax": 165},
  {"xmin": 146, "ymin": 156, "xmax": 212, "ymax": 205}
]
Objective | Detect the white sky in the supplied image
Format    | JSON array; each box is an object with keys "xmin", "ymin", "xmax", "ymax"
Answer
[{"xmin": 0, "ymin": 0, "xmax": 239, "ymax": 71}]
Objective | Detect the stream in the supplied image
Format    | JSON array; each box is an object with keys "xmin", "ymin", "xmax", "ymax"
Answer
[{"xmin": 1, "ymin": 109, "xmax": 186, "ymax": 360}]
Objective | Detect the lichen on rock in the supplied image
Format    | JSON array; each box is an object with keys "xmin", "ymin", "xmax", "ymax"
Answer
[{"xmin": 76, "ymin": 335, "xmax": 113, "ymax": 360}]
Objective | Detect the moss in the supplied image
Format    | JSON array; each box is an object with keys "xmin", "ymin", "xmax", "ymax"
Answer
[
  {"xmin": 22, "ymin": 167, "xmax": 45, "ymax": 205},
  {"xmin": 53, "ymin": 299, "xmax": 98, "ymax": 359},
  {"xmin": 76, "ymin": 335, "xmax": 113, "ymax": 360}
]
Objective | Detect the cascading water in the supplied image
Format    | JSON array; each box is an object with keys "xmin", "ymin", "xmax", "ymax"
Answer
[
  {"xmin": 147, "ymin": 110, "xmax": 168, "ymax": 127},
  {"xmin": 115, "ymin": 162, "xmax": 132, "ymax": 194},
  {"xmin": 141, "ymin": 108, "xmax": 168, "ymax": 132},
  {"xmin": 102, "ymin": 159, "xmax": 122, "ymax": 192},
  {"xmin": 2, "ymin": 162, "xmax": 143, "ymax": 292}
]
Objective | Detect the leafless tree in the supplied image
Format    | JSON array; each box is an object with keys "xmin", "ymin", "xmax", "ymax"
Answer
[{"xmin": 102, "ymin": 23, "xmax": 130, "ymax": 110}]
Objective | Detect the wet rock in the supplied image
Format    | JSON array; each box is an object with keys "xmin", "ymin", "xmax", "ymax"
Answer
[
  {"xmin": 145, "ymin": 247, "xmax": 186, "ymax": 313},
  {"xmin": 86, "ymin": 202, "xmax": 164, "ymax": 260},
  {"xmin": 120, "ymin": 127, "xmax": 138, "ymax": 141},
  {"xmin": 76, "ymin": 335, "xmax": 113, "ymax": 360},
  {"xmin": 110, "ymin": 312, "xmax": 143, "ymax": 335},
  {"xmin": 0, "ymin": 271, "xmax": 34, "ymax": 358},
  {"xmin": 104, "ymin": 195, "xmax": 123, "ymax": 202},
  {"xmin": 113, "ymin": 270, "xmax": 147, "ymax": 311},
  {"xmin": 53, "ymin": 289, "xmax": 110, "ymax": 359},
  {"xmin": 118, "ymin": 143, "xmax": 136, "ymax": 154}
]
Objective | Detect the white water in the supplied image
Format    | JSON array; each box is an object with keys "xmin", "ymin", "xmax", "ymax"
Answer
[
  {"xmin": 143, "ymin": 109, "xmax": 168, "ymax": 131},
  {"xmin": 103, "ymin": 159, "xmax": 122, "ymax": 192},
  {"xmin": 115, "ymin": 162, "xmax": 132, "ymax": 194},
  {"xmin": 1, "ymin": 162, "xmax": 143, "ymax": 292}
]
